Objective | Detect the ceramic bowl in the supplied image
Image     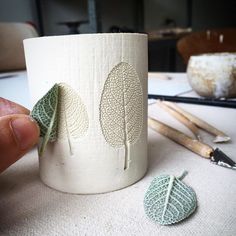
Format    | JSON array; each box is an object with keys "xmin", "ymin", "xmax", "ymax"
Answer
[{"xmin": 187, "ymin": 53, "xmax": 236, "ymax": 98}]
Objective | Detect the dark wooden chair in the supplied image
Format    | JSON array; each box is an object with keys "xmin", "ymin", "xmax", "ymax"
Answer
[{"xmin": 177, "ymin": 28, "xmax": 236, "ymax": 64}]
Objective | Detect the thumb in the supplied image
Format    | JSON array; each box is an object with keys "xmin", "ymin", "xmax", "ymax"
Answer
[{"xmin": 0, "ymin": 114, "xmax": 40, "ymax": 173}]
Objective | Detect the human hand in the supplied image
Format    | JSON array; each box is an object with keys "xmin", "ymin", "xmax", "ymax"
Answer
[{"xmin": 0, "ymin": 98, "xmax": 40, "ymax": 173}]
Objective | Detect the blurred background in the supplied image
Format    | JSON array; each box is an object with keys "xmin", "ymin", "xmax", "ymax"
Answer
[{"xmin": 0, "ymin": 0, "xmax": 236, "ymax": 72}]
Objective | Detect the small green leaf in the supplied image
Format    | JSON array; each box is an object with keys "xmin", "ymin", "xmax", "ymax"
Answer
[
  {"xmin": 144, "ymin": 171, "xmax": 197, "ymax": 225},
  {"xmin": 31, "ymin": 84, "xmax": 59, "ymax": 156}
]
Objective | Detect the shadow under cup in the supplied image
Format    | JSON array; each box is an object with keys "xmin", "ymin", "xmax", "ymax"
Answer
[{"xmin": 23, "ymin": 33, "xmax": 148, "ymax": 194}]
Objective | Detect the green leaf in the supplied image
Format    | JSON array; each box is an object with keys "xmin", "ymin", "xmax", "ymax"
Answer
[
  {"xmin": 144, "ymin": 171, "xmax": 197, "ymax": 225},
  {"xmin": 99, "ymin": 62, "xmax": 143, "ymax": 170},
  {"xmin": 31, "ymin": 84, "xmax": 59, "ymax": 156}
]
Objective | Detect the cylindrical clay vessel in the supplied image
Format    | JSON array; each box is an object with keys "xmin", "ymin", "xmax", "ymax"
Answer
[{"xmin": 24, "ymin": 33, "xmax": 148, "ymax": 194}]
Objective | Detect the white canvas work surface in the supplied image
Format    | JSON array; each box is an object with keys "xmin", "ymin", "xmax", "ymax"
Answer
[
  {"xmin": 0, "ymin": 101, "xmax": 236, "ymax": 235},
  {"xmin": 148, "ymin": 72, "xmax": 192, "ymax": 96},
  {"xmin": 1, "ymin": 71, "xmax": 236, "ymax": 235}
]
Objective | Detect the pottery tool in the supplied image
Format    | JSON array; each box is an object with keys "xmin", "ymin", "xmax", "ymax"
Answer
[
  {"xmin": 148, "ymin": 94, "xmax": 236, "ymax": 109},
  {"xmin": 161, "ymin": 101, "xmax": 230, "ymax": 143},
  {"xmin": 156, "ymin": 100, "xmax": 201, "ymax": 141},
  {"xmin": 148, "ymin": 117, "xmax": 236, "ymax": 170}
]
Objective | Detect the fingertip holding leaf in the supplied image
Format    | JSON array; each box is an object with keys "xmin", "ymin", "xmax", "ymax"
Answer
[
  {"xmin": 144, "ymin": 171, "xmax": 197, "ymax": 225},
  {"xmin": 31, "ymin": 84, "xmax": 59, "ymax": 156}
]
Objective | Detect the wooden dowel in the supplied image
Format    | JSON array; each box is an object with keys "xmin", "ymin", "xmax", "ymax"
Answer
[
  {"xmin": 163, "ymin": 101, "xmax": 231, "ymax": 143},
  {"xmin": 148, "ymin": 117, "xmax": 213, "ymax": 158},
  {"xmin": 157, "ymin": 101, "xmax": 201, "ymax": 140}
]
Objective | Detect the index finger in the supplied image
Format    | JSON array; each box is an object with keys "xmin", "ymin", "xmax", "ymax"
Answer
[{"xmin": 0, "ymin": 97, "xmax": 29, "ymax": 117}]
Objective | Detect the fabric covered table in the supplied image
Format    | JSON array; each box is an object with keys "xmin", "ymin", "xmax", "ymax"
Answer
[{"xmin": 0, "ymin": 72, "xmax": 236, "ymax": 235}]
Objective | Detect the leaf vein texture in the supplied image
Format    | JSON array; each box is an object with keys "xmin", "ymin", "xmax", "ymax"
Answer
[
  {"xmin": 99, "ymin": 62, "xmax": 143, "ymax": 169},
  {"xmin": 144, "ymin": 173, "xmax": 197, "ymax": 225}
]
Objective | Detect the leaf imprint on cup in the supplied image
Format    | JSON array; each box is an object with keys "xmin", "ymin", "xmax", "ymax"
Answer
[
  {"xmin": 57, "ymin": 83, "xmax": 89, "ymax": 154},
  {"xmin": 99, "ymin": 62, "xmax": 143, "ymax": 170},
  {"xmin": 31, "ymin": 83, "xmax": 89, "ymax": 156}
]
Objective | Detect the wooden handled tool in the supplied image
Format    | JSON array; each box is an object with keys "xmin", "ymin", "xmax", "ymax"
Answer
[
  {"xmin": 156, "ymin": 101, "xmax": 201, "ymax": 140},
  {"xmin": 148, "ymin": 117, "xmax": 213, "ymax": 158},
  {"xmin": 162, "ymin": 101, "xmax": 230, "ymax": 143}
]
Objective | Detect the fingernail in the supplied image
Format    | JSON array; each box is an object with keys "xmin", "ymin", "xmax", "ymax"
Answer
[{"xmin": 10, "ymin": 116, "xmax": 40, "ymax": 150}]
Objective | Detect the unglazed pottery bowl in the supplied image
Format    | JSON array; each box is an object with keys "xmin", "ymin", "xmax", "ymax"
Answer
[{"xmin": 187, "ymin": 53, "xmax": 236, "ymax": 98}]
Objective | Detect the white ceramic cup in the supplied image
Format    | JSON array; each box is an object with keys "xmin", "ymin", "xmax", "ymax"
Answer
[{"xmin": 24, "ymin": 33, "xmax": 148, "ymax": 194}]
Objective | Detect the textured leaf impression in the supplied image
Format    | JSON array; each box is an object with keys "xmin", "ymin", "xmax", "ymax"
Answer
[
  {"xmin": 31, "ymin": 83, "xmax": 89, "ymax": 156},
  {"xmin": 57, "ymin": 83, "xmax": 89, "ymax": 154},
  {"xmin": 100, "ymin": 62, "xmax": 143, "ymax": 170}
]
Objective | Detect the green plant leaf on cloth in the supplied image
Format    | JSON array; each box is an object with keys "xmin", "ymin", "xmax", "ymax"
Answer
[
  {"xmin": 144, "ymin": 171, "xmax": 197, "ymax": 225},
  {"xmin": 31, "ymin": 84, "xmax": 59, "ymax": 156},
  {"xmin": 99, "ymin": 62, "xmax": 143, "ymax": 170}
]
